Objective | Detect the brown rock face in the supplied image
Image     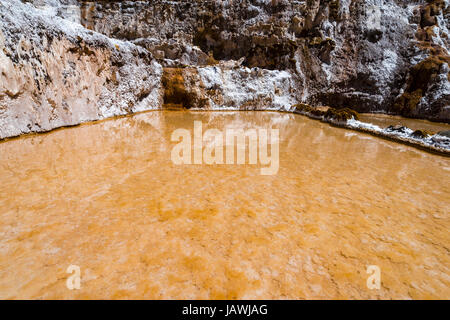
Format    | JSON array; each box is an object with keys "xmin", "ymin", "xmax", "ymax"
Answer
[
  {"xmin": 392, "ymin": 0, "xmax": 450, "ymax": 121},
  {"xmin": 0, "ymin": 0, "xmax": 449, "ymax": 140},
  {"xmin": 394, "ymin": 56, "xmax": 449, "ymax": 117},
  {"xmin": 78, "ymin": 0, "xmax": 302, "ymax": 70},
  {"xmin": 162, "ymin": 68, "xmax": 200, "ymax": 109},
  {"xmin": 75, "ymin": 0, "xmax": 449, "ymax": 122},
  {"xmin": 0, "ymin": 0, "xmax": 163, "ymax": 139}
]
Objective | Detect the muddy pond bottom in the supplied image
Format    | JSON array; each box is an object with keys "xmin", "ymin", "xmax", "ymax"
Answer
[{"xmin": 0, "ymin": 111, "xmax": 449, "ymax": 299}]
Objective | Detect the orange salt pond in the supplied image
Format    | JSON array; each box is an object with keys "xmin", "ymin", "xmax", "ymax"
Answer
[{"xmin": 0, "ymin": 111, "xmax": 448, "ymax": 299}]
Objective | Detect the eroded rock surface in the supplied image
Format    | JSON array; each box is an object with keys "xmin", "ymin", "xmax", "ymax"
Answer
[
  {"xmin": 73, "ymin": 0, "xmax": 449, "ymax": 121},
  {"xmin": 0, "ymin": 0, "xmax": 162, "ymax": 139},
  {"xmin": 0, "ymin": 0, "xmax": 449, "ymax": 139}
]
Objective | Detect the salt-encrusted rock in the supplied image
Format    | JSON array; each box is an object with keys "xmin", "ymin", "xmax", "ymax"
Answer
[
  {"xmin": 0, "ymin": 0, "xmax": 163, "ymax": 139},
  {"xmin": 386, "ymin": 125, "xmax": 410, "ymax": 134},
  {"xmin": 72, "ymin": 0, "xmax": 449, "ymax": 122},
  {"xmin": 160, "ymin": 65, "xmax": 300, "ymax": 111},
  {"xmin": 1, "ymin": 0, "xmax": 449, "ymax": 140},
  {"xmin": 432, "ymin": 132, "xmax": 450, "ymax": 148}
]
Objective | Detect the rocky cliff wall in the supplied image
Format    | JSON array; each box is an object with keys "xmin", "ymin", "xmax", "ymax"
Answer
[
  {"xmin": 0, "ymin": 0, "xmax": 162, "ymax": 139},
  {"xmin": 0, "ymin": 0, "xmax": 449, "ymax": 139},
  {"xmin": 76, "ymin": 0, "xmax": 449, "ymax": 121}
]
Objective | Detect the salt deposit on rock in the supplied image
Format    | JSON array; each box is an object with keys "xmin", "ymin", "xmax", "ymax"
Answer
[
  {"xmin": 0, "ymin": 0, "xmax": 449, "ymax": 140},
  {"xmin": 195, "ymin": 66, "xmax": 298, "ymax": 111},
  {"xmin": 0, "ymin": 0, "xmax": 163, "ymax": 139}
]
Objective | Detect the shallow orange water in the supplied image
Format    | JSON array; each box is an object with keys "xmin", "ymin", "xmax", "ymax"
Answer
[{"xmin": 0, "ymin": 111, "xmax": 449, "ymax": 299}]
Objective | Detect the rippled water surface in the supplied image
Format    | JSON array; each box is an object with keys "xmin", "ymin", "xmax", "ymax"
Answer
[{"xmin": 0, "ymin": 111, "xmax": 449, "ymax": 299}]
